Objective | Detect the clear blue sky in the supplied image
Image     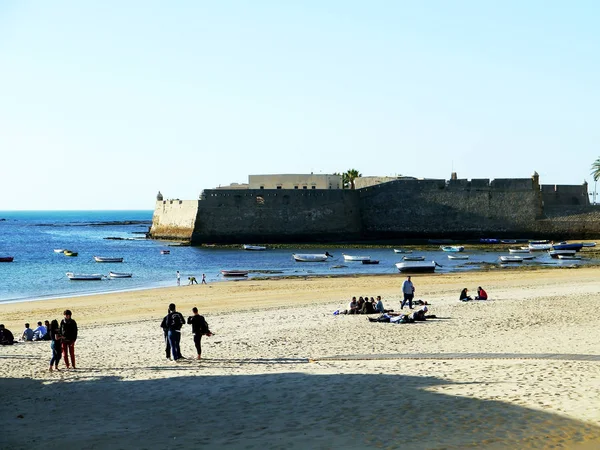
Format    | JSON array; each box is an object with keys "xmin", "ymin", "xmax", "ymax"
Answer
[{"xmin": 1, "ymin": 0, "xmax": 599, "ymax": 210}]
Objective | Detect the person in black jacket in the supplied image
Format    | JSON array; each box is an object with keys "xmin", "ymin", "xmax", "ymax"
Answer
[
  {"xmin": 60, "ymin": 310, "xmax": 78, "ymax": 369},
  {"xmin": 187, "ymin": 307, "xmax": 212, "ymax": 360},
  {"xmin": 160, "ymin": 311, "xmax": 172, "ymax": 360},
  {"xmin": 0, "ymin": 324, "xmax": 15, "ymax": 346},
  {"xmin": 49, "ymin": 319, "xmax": 62, "ymax": 371},
  {"xmin": 165, "ymin": 303, "xmax": 185, "ymax": 361}
]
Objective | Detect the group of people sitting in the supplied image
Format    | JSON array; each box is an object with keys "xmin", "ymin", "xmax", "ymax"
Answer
[
  {"xmin": 335, "ymin": 295, "xmax": 390, "ymax": 315},
  {"xmin": 0, "ymin": 321, "xmax": 51, "ymax": 345},
  {"xmin": 459, "ymin": 286, "xmax": 488, "ymax": 302}
]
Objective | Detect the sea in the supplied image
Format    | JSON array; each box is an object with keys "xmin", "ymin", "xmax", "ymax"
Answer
[{"xmin": 0, "ymin": 211, "xmax": 593, "ymax": 304}]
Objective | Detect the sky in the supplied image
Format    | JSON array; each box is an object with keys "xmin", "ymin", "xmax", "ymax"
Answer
[{"xmin": 1, "ymin": 0, "xmax": 599, "ymax": 210}]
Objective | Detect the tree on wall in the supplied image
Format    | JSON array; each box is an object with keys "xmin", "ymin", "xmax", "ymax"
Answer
[
  {"xmin": 342, "ymin": 169, "xmax": 362, "ymax": 190},
  {"xmin": 590, "ymin": 158, "xmax": 600, "ymax": 204}
]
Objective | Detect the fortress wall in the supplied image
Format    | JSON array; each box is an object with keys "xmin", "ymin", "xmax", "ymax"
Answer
[
  {"xmin": 149, "ymin": 200, "xmax": 199, "ymax": 241},
  {"xmin": 541, "ymin": 184, "xmax": 589, "ymax": 207},
  {"xmin": 191, "ymin": 189, "xmax": 361, "ymax": 243},
  {"xmin": 358, "ymin": 179, "xmax": 540, "ymax": 238}
]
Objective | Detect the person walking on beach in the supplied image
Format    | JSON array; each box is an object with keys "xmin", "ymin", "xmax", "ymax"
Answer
[
  {"xmin": 165, "ymin": 303, "xmax": 185, "ymax": 361},
  {"xmin": 176, "ymin": 271, "xmax": 181, "ymax": 286},
  {"xmin": 60, "ymin": 310, "xmax": 78, "ymax": 369},
  {"xmin": 49, "ymin": 319, "xmax": 62, "ymax": 371},
  {"xmin": 187, "ymin": 307, "xmax": 212, "ymax": 360},
  {"xmin": 201, "ymin": 274, "xmax": 206, "ymax": 285},
  {"xmin": 160, "ymin": 310, "xmax": 172, "ymax": 360},
  {"xmin": 401, "ymin": 276, "xmax": 415, "ymax": 309}
]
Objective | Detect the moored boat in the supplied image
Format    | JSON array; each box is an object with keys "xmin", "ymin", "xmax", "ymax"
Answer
[
  {"xmin": 393, "ymin": 248, "xmax": 412, "ymax": 254},
  {"xmin": 582, "ymin": 242, "xmax": 596, "ymax": 247},
  {"xmin": 54, "ymin": 249, "xmax": 66, "ymax": 253},
  {"xmin": 63, "ymin": 250, "xmax": 78, "ymax": 257},
  {"xmin": 548, "ymin": 250, "xmax": 576, "ymax": 259},
  {"xmin": 551, "ymin": 242, "xmax": 583, "ymax": 251},
  {"xmin": 509, "ymin": 248, "xmax": 530, "ymax": 254},
  {"xmin": 66, "ymin": 272, "xmax": 103, "ymax": 280},
  {"xmin": 242, "ymin": 244, "xmax": 267, "ymax": 251},
  {"xmin": 500, "ymin": 239, "xmax": 517, "ymax": 244},
  {"xmin": 528, "ymin": 243, "xmax": 552, "ymax": 251},
  {"xmin": 292, "ymin": 252, "xmax": 333, "ymax": 262},
  {"xmin": 0, "ymin": 256, "xmax": 14, "ymax": 262},
  {"xmin": 499, "ymin": 255, "xmax": 523, "ymax": 263},
  {"xmin": 362, "ymin": 259, "xmax": 379, "ymax": 265},
  {"xmin": 403, "ymin": 255, "xmax": 425, "ymax": 261},
  {"xmin": 448, "ymin": 254, "xmax": 469, "ymax": 260},
  {"xmin": 160, "ymin": 250, "xmax": 170, "ymax": 254},
  {"xmin": 94, "ymin": 256, "xmax": 124, "ymax": 263},
  {"xmin": 108, "ymin": 271, "xmax": 133, "ymax": 278},
  {"xmin": 557, "ymin": 255, "xmax": 582, "ymax": 260},
  {"xmin": 395, "ymin": 261, "xmax": 436, "ymax": 273},
  {"xmin": 342, "ymin": 254, "xmax": 370, "ymax": 262},
  {"xmin": 440, "ymin": 246, "xmax": 464, "ymax": 252},
  {"xmin": 220, "ymin": 270, "xmax": 249, "ymax": 277}
]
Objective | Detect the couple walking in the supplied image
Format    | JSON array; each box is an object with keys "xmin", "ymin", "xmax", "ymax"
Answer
[{"xmin": 160, "ymin": 303, "xmax": 212, "ymax": 361}]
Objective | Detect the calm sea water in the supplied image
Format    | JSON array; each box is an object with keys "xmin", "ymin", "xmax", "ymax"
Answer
[{"xmin": 0, "ymin": 211, "xmax": 591, "ymax": 303}]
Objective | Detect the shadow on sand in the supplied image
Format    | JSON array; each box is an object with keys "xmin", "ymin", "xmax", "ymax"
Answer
[{"xmin": 1, "ymin": 371, "xmax": 599, "ymax": 449}]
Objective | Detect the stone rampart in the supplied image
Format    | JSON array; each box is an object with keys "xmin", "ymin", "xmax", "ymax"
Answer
[
  {"xmin": 150, "ymin": 199, "xmax": 199, "ymax": 241},
  {"xmin": 541, "ymin": 184, "xmax": 589, "ymax": 208}
]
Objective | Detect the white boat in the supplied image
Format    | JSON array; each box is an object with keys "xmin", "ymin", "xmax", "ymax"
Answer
[
  {"xmin": 520, "ymin": 254, "xmax": 536, "ymax": 260},
  {"xmin": 499, "ymin": 255, "xmax": 524, "ymax": 263},
  {"xmin": 582, "ymin": 242, "xmax": 596, "ymax": 247},
  {"xmin": 548, "ymin": 250, "xmax": 576, "ymax": 259},
  {"xmin": 160, "ymin": 250, "xmax": 170, "ymax": 254},
  {"xmin": 94, "ymin": 256, "xmax": 124, "ymax": 263},
  {"xmin": 557, "ymin": 255, "xmax": 582, "ymax": 260},
  {"xmin": 403, "ymin": 255, "xmax": 425, "ymax": 261},
  {"xmin": 509, "ymin": 248, "xmax": 530, "ymax": 254},
  {"xmin": 440, "ymin": 245, "xmax": 464, "ymax": 252},
  {"xmin": 242, "ymin": 244, "xmax": 267, "ymax": 251},
  {"xmin": 393, "ymin": 249, "xmax": 412, "ymax": 254},
  {"xmin": 109, "ymin": 272, "xmax": 132, "ymax": 278},
  {"xmin": 66, "ymin": 272, "xmax": 104, "ymax": 280},
  {"xmin": 528, "ymin": 243, "xmax": 552, "ymax": 251},
  {"xmin": 292, "ymin": 252, "xmax": 332, "ymax": 262},
  {"xmin": 54, "ymin": 249, "xmax": 66, "ymax": 253},
  {"xmin": 395, "ymin": 261, "xmax": 436, "ymax": 273},
  {"xmin": 448, "ymin": 254, "xmax": 469, "ymax": 260},
  {"xmin": 342, "ymin": 254, "xmax": 371, "ymax": 262},
  {"xmin": 220, "ymin": 270, "xmax": 249, "ymax": 277}
]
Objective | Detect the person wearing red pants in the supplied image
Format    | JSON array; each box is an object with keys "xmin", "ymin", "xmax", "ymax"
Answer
[{"xmin": 60, "ymin": 310, "xmax": 78, "ymax": 369}]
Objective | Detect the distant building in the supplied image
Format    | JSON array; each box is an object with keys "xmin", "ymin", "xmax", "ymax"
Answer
[
  {"xmin": 215, "ymin": 183, "xmax": 250, "ymax": 190},
  {"xmin": 248, "ymin": 174, "xmax": 342, "ymax": 190}
]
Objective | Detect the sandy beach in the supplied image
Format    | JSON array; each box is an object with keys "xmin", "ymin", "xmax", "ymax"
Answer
[{"xmin": 1, "ymin": 268, "xmax": 600, "ymax": 449}]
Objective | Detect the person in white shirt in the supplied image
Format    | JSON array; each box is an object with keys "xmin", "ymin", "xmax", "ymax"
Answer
[
  {"xmin": 401, "ymin": 276, "xmax": 415, "ymax": 309},
  {"xmin": 32, "ymin": 321, "xmax": 47, "ymax": 341}
]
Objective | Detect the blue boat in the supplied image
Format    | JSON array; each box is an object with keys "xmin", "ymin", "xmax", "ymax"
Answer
[{"xmin": 552, "ymin": 242, "xmax": 583, "ymax": 251}]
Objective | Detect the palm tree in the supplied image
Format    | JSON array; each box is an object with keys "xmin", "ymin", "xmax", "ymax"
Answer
[
  {"xmin": 590, "ymin": 158, "xmax": 600, "ymax": 204},
  {"xmin": 343, "ymin": 169, "xmax": 361, "ymax": 190}
]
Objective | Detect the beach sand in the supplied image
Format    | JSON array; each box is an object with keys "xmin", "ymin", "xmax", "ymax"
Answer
[{"xmin": 1, "ymin": 268, "xmax": 599, "ymax": 449}]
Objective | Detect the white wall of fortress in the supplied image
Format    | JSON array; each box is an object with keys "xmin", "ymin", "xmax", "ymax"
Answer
[{"xmin": 150, "ymin": 199, "xmax": 199, "ymax": 240}]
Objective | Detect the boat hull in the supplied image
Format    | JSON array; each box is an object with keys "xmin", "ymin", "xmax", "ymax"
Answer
[
  {"xmin": 552, "ymin": 243, "xmax": 583, "ymax": 251},
  {"xmin": 243, "ymin": 245, "xmax": 266, "ymax": 251},
  {"xmin": 0, "ymin": 256, "xmax": 14, "ymax": 262},
  {"xmin": 94, "ymin": 257, "xmax": 124, "ymax": 263},
  {"xmin": 448, "ymin": 255, "xmax": 469, "ymax": 260},
  {"xmin": 66, "ymin": 272, "xmax": 103, "ymax": 280},
  {"xmin": 440, "ymin": 246, "xmax": 464, "ymax": 252},
  {"xmin": 109, "ymin": 272, "xmax": 133, "ymax": 278},
  {"xmin": 403, "ymin": 256, "xmax": 425, "ymax": 261},
  {"xmin": 395, "ymin": 261, "xmax": 436, "ymax": 273},
  {"xmin": 549, "ymin": 250, "xmax": 576, "ymax": 259},
  {"xmin": 361, "ymin": 260, "xmax": 379, "ymax": 265},
  {"xmin": 343, "ymin": 254, "xmax": 370, "ymax": 262},
  {"xmin": 293, "ymin": 254, "xmax": 329, "ymax": 262},
  {"xmin": 221, "ymin": 270, "xmax": 249, "ymax": 277}
]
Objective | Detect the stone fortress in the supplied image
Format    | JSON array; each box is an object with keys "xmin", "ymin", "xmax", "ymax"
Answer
[{"xmin": 149, "ymin": 172, "xmax": 600, "ymax": 244}]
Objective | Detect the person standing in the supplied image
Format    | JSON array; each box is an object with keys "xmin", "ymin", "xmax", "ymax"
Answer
[
  {"xmin": 160, "ymin": 310, "xmax": 172, "ymax": 360},
  {"xmin": 49, "ymin": 319, "xmax": 62, "ymax": 371},
  {"xmin": 401, "ymin": 276, "xmax": 415, "ymax": 309},
  {"xmin": 176, "ymin": 271, "xmax": 181, "ymax": 286},
  {"xmin": 201, "ymin": 274, "xmax": 206, "ymax": 285},
  {"xmin": 165, "ymin": 303, "xmax": 185, "ymax": 361},
  {"xmin": 60, "ymin": 310, "xmax": 78, "ymax": 369},
  {"xmin": 187, "ymin": 307, "xmax": 212, "ymax": 360}
]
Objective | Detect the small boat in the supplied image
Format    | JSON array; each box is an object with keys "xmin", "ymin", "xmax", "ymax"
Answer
[
  {"xmin": 362, "ymin": 259, "xmax": 379, "ymax": 265},
  {"xmin": 440, "ymin": 246, "xmax": 464, "ymax": 252},
  {"xmin": 66, "ymin": 272, "xmax": 103, "ymax": 280},
  {"xmin": 0, "ymin": 256, "xmax": 14, "ymax": 262},
  {"xmin": 220, "ymin": 270, "xmax": 249, "ymax": 277},
  {"xmin": 509, "ymin": 248, "xmax": 530, "ymax": 254},
  {"xmin": 395, "ymin": 261, "xmax": 436, "ymax": 273},
  {"xmin": 548, "ymin": 250, "xmax": 576, "ymax": 259},
  {"xmin": 63, "ymin": 250, "xmax": 78, "ymax": 257},
  {"xmin": 530, "ymin": 240, "xmax": 550, "ymax": 244},
  {"xmin": 480, "ymin": 238, "xmax": 499, "ymax": 244},
  {"xmin": 520, "ymin": 254, "xmax": 536, "ymax": 260},
  {"xmin": 403, "ymin": 255, "xmax": 425, "ymax": 261},
  {"xmin": 552, "ymin": 242, "xmax": 583, "ymax": 252},
  {"xmin": 54, "ymin": 249, "xmax": 66, "ymax": 253},
  {"xmin": 160, "ymin": 250, "xmax": 170, "ymax": 254},
  {"xmin": 520, "ymin": 246, "xmax": 530, "ymax": 250},
  {"xmin": 292, "ymin": 252, "xmax": 333, "ymax": 262},
  {"xmin": 342, "ymin": 254, "xmax": 370, "ymax": 262},
  {"xmin": 393, "ymin": 248, "xmax": 413, "ymax": 254},
  {"xmin": 448, "ymin": 254, "xmax": 469, "ymax": 260},
  {"xmin": 499, "ymin": 255, "xmax": 523, "ymax": 263},
  {"xmin": 500, "ymin": 239, "xmax": 517, "ymax": 244},
  {"xmin": 109, "ymin": 271, "xmax": 133, "ymax": 278},
  {"xmin": 94, "ymin": 256, "xmax": 124, "ymax": 263},
  {"xmin": 557, "ymin": 255, "xmax": 582, "ymax": 260},
  {"xmin": 242, "ymin": 244, "xmax": 267, "ymax": 251},
  {"xmin": 528, "ymin": 243, "xmax": 552, "ymax": 251},
  {"xmin": 582, "ymin": 242, "xmax": 596, "ymax": 248}
]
